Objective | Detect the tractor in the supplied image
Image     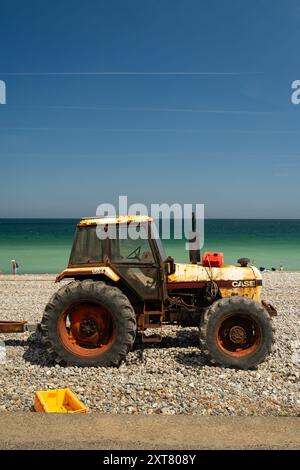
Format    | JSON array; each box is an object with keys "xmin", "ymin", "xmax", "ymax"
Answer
[{"xmin": 41, "ymin": 215, "xmax": 276, "ymax": 369}]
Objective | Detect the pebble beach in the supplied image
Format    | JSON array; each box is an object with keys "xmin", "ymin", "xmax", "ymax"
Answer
[{"xmin": 0, "ymin": 272, "xmax": 299, "ymax": 415}]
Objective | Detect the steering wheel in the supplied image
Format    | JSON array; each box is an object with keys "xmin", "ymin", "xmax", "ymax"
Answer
[{"xmin": 126, "ymin": 246, "xmax": 142, "ymax": 261}]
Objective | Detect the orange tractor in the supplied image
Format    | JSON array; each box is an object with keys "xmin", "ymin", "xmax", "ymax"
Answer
[{"xmin": 38, "ymin": 215, "xmax": 276, "ymax": 369}]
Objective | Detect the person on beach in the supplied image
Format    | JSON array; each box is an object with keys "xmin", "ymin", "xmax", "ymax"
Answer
[
  {"xmin": 279, "ymin": 265, "xmax": 284, "ymax": 272},
  {"xmin": 11, "ymin": 259, "xmax": 19, "ymax": 275}
]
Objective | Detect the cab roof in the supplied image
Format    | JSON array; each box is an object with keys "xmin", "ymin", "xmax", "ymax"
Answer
[{"xmin": 78, "ymin": 215, "xmax": 153, "ymax": 226}]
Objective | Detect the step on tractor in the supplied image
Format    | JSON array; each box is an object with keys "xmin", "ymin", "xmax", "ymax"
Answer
[{"xmin": 38, "ymin": 215, "xmax": 276, "ymax": 369}]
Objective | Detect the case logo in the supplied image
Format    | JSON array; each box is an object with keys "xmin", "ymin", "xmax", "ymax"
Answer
[{"xmin": 232, "ymin": 280, "xmax": 256, "ymax": 288}]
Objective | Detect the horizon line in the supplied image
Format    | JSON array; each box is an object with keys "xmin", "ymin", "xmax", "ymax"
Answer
[{"xmin": 0, "ymin": 217, "xmax": 299, "ymax": 220}]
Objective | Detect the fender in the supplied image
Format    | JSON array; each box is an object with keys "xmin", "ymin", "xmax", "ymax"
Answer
[{"xmin": 55, "ymin": 266, "xmax": 120, "ymax": 283}]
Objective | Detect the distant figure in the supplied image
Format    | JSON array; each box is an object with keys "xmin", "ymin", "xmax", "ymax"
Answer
[
  {"xmin": 279, "ymin": 265, "xmax": 284, "ymax": 272},
  {"xmin": 11, "ymin": 259, "xmax": 19, "ymax": 275},
  {"xmin": 271, "ymin": 267, "xmax": 276, "ymax": 272}
]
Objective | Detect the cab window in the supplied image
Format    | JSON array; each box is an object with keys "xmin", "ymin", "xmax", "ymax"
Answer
[
  {"xmin": 110, "ymin": 224, "xmax": 154, "ymax": 263},
  {"xmin": 69, "ymin": 227, "xmax": 103, "ymax": 265}
]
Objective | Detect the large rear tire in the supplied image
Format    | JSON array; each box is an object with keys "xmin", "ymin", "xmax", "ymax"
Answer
[
  {"xmin": 41, "ymin": 280, "xmax": 136, "ymax": 366},
  {"xmin": 199, "ymin": 296, "xmax": 274, "ymax": 369}
]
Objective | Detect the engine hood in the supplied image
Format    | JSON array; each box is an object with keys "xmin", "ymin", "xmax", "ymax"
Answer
[{"xmin": 167, "ymin": 263, "xmax": 262, "ymax": 301}]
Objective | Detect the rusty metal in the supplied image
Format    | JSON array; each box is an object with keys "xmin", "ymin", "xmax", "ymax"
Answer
[
  {"xmin": 0, "ymin": 321, "xmax": 27, "ymax": 333},
  {"xmin": 167, "ymin": 279, "xmax": 262, "ymax": 290},
  {"xmin": 167, "ymin": 263, "xmax": 262, "ymax": 300},
  {"xmin": 262, "ymin": 300, "xmax": 278, "ymax": 317},
  {"xmin": 49, "ymin": 216, "xmax": 271, "ymax": 362},
  {"xmin": 58, "ymin": 303, "xmax": 115, "ymax": 356},
  {"xmin": 78, "ymin": 215, "xmax": 152, "ymax": 227},
  {"xmin": 216, "ymin": 315, "xmax": 261, "ymax": 357},
  {"xmin": 142, "ymin": 335, "xmax": 162, "ymax": 343},
  {"xmin": 141, "ymin": 310, "xmax": 163, "ymax": 343},
  {"xmin": 229, "ymin": 325, "xmax": 247, "ymax": 344},
  {"xmin": 56, "ymin": 266, "xmax": 120, "ymax": 283}
]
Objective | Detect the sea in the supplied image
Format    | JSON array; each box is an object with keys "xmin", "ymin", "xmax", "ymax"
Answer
[{"xmin": 0, "ymin": 219, "xmax": 299, "ymax": 274}]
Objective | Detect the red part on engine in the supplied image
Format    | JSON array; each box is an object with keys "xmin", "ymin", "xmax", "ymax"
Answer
[{"xmin": 202, "ymin": 251, "xmax": 224, "ymax": 268}]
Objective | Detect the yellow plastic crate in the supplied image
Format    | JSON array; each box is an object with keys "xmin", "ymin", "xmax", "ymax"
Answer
[{"xmin": 34, "ymin": 388, "xmax": 87, "ymax": 413}]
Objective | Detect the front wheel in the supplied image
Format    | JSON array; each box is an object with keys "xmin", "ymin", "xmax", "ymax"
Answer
[
  {"xmin": 199, "ymin": 296, "xmax": 274, "ymax": 369},
  {"xmin": 41, "ymin": 280, "xmax": 136, "ymax": 366}
]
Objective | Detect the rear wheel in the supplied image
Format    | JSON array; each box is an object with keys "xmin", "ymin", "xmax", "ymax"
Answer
[
  {"xmin": 41, "ymin": 280, "xmax": 136, "ymax": 366},
  {"xmin": 199, "ymin": 296, "xmax": 274, "ymax": 369}
]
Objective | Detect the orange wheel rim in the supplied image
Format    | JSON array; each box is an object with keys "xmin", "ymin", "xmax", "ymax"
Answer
[
  {"xmin": 216, "ymin": 314, "xmax": 261, "ymax": 358},
  {"xmin": 57, "ymin": 302, "xmax": 115, "ymax": 357}
]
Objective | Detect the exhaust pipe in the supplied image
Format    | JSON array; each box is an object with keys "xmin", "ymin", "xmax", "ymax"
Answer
[{"xmin": 189, "ymin": 212, "xmax": 201, "ymax": 264}]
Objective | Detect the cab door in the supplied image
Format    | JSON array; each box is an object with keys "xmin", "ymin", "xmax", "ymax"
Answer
[{"xmin": 109, "ymin": 223, "xmax": 162, "ymax": 301}]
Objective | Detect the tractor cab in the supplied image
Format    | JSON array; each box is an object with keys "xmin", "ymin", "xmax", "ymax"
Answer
[{"xmin": 58, "ymin": 216, "xmax": 169, "ymax": 302}]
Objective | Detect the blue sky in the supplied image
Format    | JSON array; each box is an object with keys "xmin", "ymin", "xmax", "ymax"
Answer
[{"xmin": 0, "ymin": 0, "xmax": 300, "ymax": 218}]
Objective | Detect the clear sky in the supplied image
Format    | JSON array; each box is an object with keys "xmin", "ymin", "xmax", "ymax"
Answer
[{"xmin": 0, "ymin": 0, "xmax": 300, "ymax": 218}]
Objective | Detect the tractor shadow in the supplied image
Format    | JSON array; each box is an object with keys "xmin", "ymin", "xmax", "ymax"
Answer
[
  {"xmin": 1, "ymin": 338, "xmax": 28, "ymax": 347},
  {"xmin": 133, "ymin": 328, "xmax": 200, "ymax": 350},
  {"xmin": 10, "ymin": 329, "xmax": 207, "ymax": 368},
  {"xmin": 1, "ymin": 335, "xmax": 56, "ymax": 367},
  {"xmin": 133, "ymin": 328, "xmax": 208, "ymax": 368},
  {"xmin": 174, "ymin": 350, "xmax": 207, "ymax": 368},
  {"xmin": 22, "ymin": 333, "xmax": 57, "ymax": 367}
]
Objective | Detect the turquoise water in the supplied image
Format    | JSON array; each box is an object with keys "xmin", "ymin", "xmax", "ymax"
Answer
[{"xmin": 0, "ymin": 219, "xmax": 299, "ymax": 273}]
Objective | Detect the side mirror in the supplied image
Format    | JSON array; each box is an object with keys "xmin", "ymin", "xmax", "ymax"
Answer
[{"xmin": 165, "ymin": 256, "xmax": 175, "ymax": 275}]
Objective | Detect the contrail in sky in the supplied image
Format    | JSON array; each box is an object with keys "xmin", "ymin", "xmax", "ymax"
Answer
[
  {"xmin": 5, "ymin": 104, "xmax": 272, "ymax": 115},
  {"xmin": 0, "ymin": 71, "xmax": 260, "ymax": 76},
  {"xmin": 0, "ymin": 127, "xmax": 294, "ymax": 134}
]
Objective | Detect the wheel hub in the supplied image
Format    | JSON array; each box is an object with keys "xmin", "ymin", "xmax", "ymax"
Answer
[
  {"xmin": 229, "ymin": 325, "xmax": 247, "ymax": 344},
  {"xmin": 79, "ymin": 317, "xmax": 98, "ymax": 337},
  {"xmin": 58, "ymin": 302, "xmax": 115, "ymax": 356},
  {"xmin": 216, "ymin": 313, "xmax": 261, "ymax": 357}
]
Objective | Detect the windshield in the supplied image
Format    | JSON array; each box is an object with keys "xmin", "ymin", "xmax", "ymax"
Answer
[
  {"xmin": 110, "ymin": 223, "xmax": 154, "ymax": 263},
  {"xmin": 69, "ymin": 226, "xmax": 103, "ymax": 265}
]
